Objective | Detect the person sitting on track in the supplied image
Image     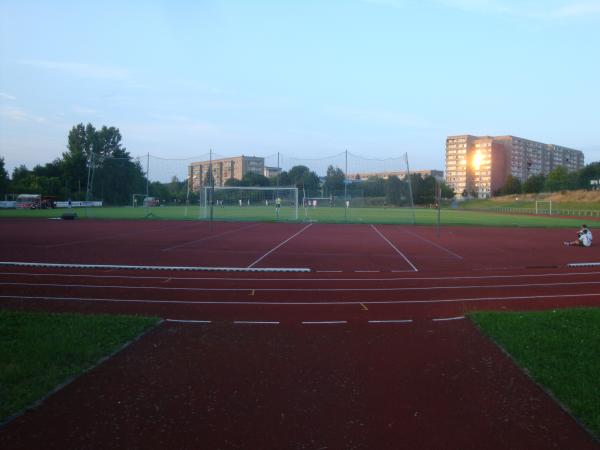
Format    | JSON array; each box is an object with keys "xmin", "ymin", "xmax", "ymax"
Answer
[{"xmin": 564, "ymin": 224, "xmax": 593, "ymax": 247}]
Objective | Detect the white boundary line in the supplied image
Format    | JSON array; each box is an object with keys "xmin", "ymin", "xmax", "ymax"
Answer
[
  {"xmin": 432, "ymin": 316, "xmax": 465, "ymax": 322},
  {"xmin": 368, "ymin": 319, "xmax": 413, "ymax": 324},
  {"xmin": 302, "ymin": 321, "xmax": 347, "ymax": 325},
  {"xmin": 2, "ymin": 291, "xmax": 600, "ymax": 306},
  {"xmin": 568, "ymin": 262, "xmax": 600, "ymax": 267},
  {"xmin": 401, "ymin": 229, "xmax": 463, "ymax": 260},
  {"xmin": 5, "ymin": 279, "xmax": 600, "ymax": 292},
  {"xmin": 0, "ymin": 262, "xmax": 310, "ymax": 273},
  {"xmin": 165, "ymin": 319, "xmax": 212, "ymax": 324},
  {"xmin": 161, "ymin": 223, "xmax": 259, "ymax": 252},
  {"xmin": 247, "ymin": 223, "xmax": 313, "ymax": 268},
  {"xmin": 1, "ymin": 269, "xmax": 600, "ymax": 283},
  {"xmin": 370, "ymin": 225, "xmax": 418, "ymax": 272},
  {"xmin": 233, "ymin": 320, "xmax": 280, "ymax": 325}
]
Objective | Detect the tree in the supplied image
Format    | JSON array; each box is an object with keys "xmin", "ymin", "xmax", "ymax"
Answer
[
  {"xmin": 323, "ymin": 165, "xmax": 345, "ymax": 195},
  {"xmin": 241, "ymin": 172, "xmax": 270, "ymax": 187},
  {"xmin": 578, "ymin": 162, "xmax": 600, "ymax": 189},
  {"xmin": 281, "ymin": 165, "xmax": 321, "ymax": 195},
  {"xmin": 497, "ymin": 175, "xmax": 522, "ymax": 196},
  {"xmin": 0, "ymin": 157, "xmax": 9, "ymax": 198},
  {"xmin": 544, "ymin": 166, "xmax": 569, "ymax": 192},
  {"xmin": 522, "ymin": 174, "xmax": 545, "ymax": 194},
  {"xmin": 385, "ymin": 175, "xmax": 404, "ymax": 206}
]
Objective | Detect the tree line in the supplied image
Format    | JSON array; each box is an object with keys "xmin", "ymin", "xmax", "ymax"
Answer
[{"xmin": 495, "ymin": 163, "xmax": 600, "ymax": 196}]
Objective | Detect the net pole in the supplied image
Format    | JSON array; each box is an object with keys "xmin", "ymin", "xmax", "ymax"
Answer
[
  {"xmin": 84, "ymin": 151, "xmax": 94, "ymax": 218},
  {"xmin": 405, "ymin": 152, "xmax": 416, "ymax": 225},
  {"xmin": 436, "ymin": 178, "xmax": 441, "ymax": 238},
  {"xmin": 184, "ymin": 170, "xmax": 190, "ymax": 218},
  {"xmin": 209, "ymin": 148, "xmax": 214, "ymax": 224},
  {"xmin": 145, "ymin": 152, "xmax": 150, "ymax": 217},
  {"xmin": 295, "ymin": 188, "xmax": 298, "ymax": 220}
]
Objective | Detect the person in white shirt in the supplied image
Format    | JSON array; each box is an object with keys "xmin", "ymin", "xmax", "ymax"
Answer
[{"xmin": 564, "ymin": 224, "xmax": 593, "ymax": 247}]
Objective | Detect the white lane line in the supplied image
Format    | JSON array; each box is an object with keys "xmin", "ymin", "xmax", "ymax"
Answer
[
  {"xmin": 355, "ymin": 270, "xmax": 380, "ymax": 273},
  {"xmin": 401, "ymin": 229, "xmax": 463, "ymax": 260},
  {"xmin": 6, "ymin": 279, "xmax": 600, "ymax": 292},
  {"xmin": 4, "ymin": 291, "xmax": 600, "ymax": 306},
  {"xmin": 166, "ymin": 319, "xmax": 212, "ymax": 324},
  {"xmin": 370, "ymin": 225, "xmax": 418, "ymax": 272},
  {"xmin": 247, "ymin": 223, "xmax": 313, "ymax": 268},
  {"xmin": 162, "ymin": 223, "xmax": 259, "ymax": 252},
  {"xmin": 317, "ymin": 270, "xmax": 343, "ymax": 273},
  {"xmin": 432, "ymin": 316, "xmax": 465, "ymax": 322},
  {"xmin": 302, "ymin": 321, "xmax": 347, "ymax": 325},
  {"xmin": 2, "ymin": 270, "xmax": 600, "ymax": 283},
  {"xmin": 233, "ymin": 320, "xmax": 280, "ymax": 325},
  {"xmin": 368, "ymin": 319, "xmax": 413, "ymax": 324}
]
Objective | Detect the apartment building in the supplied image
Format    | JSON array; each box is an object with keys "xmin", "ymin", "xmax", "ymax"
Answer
[
  {"xmin": 188, "ymin": 156, "xmax": 265, "ymax": 191},
  {"xmin": 445, "ymin": 135, "xmax": 584, "ymax": 198}
]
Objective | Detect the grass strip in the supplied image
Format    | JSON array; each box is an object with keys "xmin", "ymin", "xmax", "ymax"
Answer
[
  {"xmin": 470, "ymin": 308, "xmax": 600, "ymax": 440},
  {"xmin": 0, "ymin": 310, "xmax": 159, "ymax": 422}
]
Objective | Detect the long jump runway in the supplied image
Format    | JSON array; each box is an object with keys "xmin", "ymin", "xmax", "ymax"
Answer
[{"xmin": 1, "ymin": 219, "xmax": 599, "ymax": 448}]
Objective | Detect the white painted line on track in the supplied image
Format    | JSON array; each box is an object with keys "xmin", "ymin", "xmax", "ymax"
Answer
[
  {"xmin": 355, "ymin": 270, "xmax": 380, "ymax": 273},
  {"xmin": 3, "ymin": 291, "xmax": 600, "ymax": 306},
  {"xmin": 233, "ymin": 320, "xmax": 280, "ymax": 325},
  {"xmin": 6, "ymin": 279, "xmax": 600, "ymax": 293},
  {"xmin": 370, "ymin": 225, "xmax": 418, "ymax": 272},
  {"xmin": 247, "ymin": 223, "xmax": 313, "ymax": 268},
  {"xmin": 161, "ymin": 223, "xmax": 259, "ymax": 252},
  {"xmin": 568, "ymin": 262, "xmax": 600, "ymax": 267},
  {"xmin": 302, "ymin": 320, "xmax": 347, "ymax": 325},
  {"xmin": 432, "ymin": 316, "xmax": 465, "ymax": 322},
  {"xmin": 401, "ymin": 229, "xmax": 463, "ymax": 260},
  {"xmin": 2, "ymin": 269, "xmax": 600, "ymax": 283},
  {"xmin": 368, "ymin": 319, "xmax": 413, "ymax": 324},
  {"xmin": 0, "ymin": 262, "xmax": 310, "ymax": 273},
  {"xmin": 316, "ymin": 270, "xmax": 343, "ymax": 273},
  {"xmin": 166, "ymin": 319, "xmax": 212, "ymax": 324}
]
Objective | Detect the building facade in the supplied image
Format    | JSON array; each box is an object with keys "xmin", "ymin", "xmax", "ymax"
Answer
[
  {"xmin": 188, "ymin": 156, "xmax": 265, "ymax": 191},
  {"xmin": 445, "ymin": 135, "xmax": 584, "ymax": 198}
]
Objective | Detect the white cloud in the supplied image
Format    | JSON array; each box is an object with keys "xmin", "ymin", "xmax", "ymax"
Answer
[
  {"xmin": 553, "ymin": 2, "xmax": 600, "ymax": 17},
  {"xmin": 72, "ymin": 105, "xmax": 97, "ymax": 115},
  {"xmin": 0, "ymin": 106, "xmax": 45, "ymax": 123},
  {"xmin": 0, "ymin": 92, "xmax": 16, "ymax": 100},
  {"xmin": 18, "ymin": 59, "xmax": 130, "ymax": 80}
]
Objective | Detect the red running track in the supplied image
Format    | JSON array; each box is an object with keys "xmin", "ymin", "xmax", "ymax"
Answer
[{"xmin": 1, "ymin": 219, "xmax": 599, "ymax": 448}]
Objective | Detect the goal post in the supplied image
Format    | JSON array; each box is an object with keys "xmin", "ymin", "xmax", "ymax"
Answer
[
  {"xmin": 201, "ymin": 186, "xmax": 299, "ymax": 221},
  {"xmin": 535, "ymin": 200, "xmax": 552, "ymax": 215}
]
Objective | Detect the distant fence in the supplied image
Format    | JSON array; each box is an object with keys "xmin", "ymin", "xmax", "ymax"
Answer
[
  {"xmin": 55, "ymin": 201, "xmax": 103, "ymax": 208},
  {"xmin": 0, "ymin": 201, "xmax": 16, "ymax": 209},
  {"xmin": 469, "ymin": 207, "xmax": 600, "ymax": 218}
]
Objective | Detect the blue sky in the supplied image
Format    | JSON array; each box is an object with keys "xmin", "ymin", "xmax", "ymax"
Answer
[{"xmin": 1, "ymin": 0, "xmax": 599, "ymax": 175}]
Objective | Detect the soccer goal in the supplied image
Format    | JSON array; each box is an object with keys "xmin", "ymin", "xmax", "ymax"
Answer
[
  {"xmin": 201, "ymin": 186, "xmax": 299, "ymax": 221},
  {"xmin": 535, "ymin": 200, "xmax": 552, "ymax": 215}
]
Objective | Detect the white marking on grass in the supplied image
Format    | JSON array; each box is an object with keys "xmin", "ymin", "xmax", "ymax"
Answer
[
  {"xmin": 370, "ymin": 225, "xmax": 418, "ymax": 272},
  {"xmin": 161, "ymin": 223, "xmax": 259, "ymax": 251},
  {"xmin": 432, "ymin": 316, "xmax": 465, "ymax": 322},
  {"xmin": 247, "ymin": 223, "xmax": 313, "ymax": 268},
  {"xmin": 401, "ymin": 229, "xmax": 463, "ymax": 260}
]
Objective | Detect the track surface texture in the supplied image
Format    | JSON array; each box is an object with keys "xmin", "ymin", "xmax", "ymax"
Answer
[{"xmin": 1, "ymin": 219, "xmax": 599, "ymax": 449}]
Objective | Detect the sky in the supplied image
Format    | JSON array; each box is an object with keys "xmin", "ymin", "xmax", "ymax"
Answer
[{"xmin": 1, "ymin": 0, "xmax": 599, "ymax": 176}]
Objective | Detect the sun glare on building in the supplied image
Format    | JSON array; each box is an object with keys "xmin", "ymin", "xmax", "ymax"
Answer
[{"xmin": 472, "ymin": 150, "xmax": 482, "ymax": 171}]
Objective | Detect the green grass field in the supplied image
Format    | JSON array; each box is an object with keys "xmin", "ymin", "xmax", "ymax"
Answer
[
  {"xmin": 0, "ymin": 205, "xmax": 597, "ymax": 227},
  {"xmin": 0, "ymin": 310, "xmax": 159, "ymax": 422},
  {"xmin": 470, "ymin": 308, "xmax": 600, "ymax": 439}
]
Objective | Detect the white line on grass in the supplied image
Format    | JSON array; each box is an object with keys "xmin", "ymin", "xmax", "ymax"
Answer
[
  {"xmin": 401, "ymin": 229, "xmax": 463, "ymax": 260},
  {"xmin": 247, "ymin": 223, "xmax": 313, "ymax": 268},
  {"xmin": 161, "ymin": 223, "xmax": 259, "ymax": 252},
  {"xmin": 370, "ymin": 225, "xmax": 418, "ymax": 272}
]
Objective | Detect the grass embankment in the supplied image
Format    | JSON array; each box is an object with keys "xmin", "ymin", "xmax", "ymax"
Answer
[
  {"xmin": 0, "ymin": 310, "xmax": 159, "ymax": 422},
  {"xmin": 470, "ymin": 308, "xmax": 600, "ymax": 439},
  {"xmin": 0, "ymin": 205, "xmax": 594, "ymax": 228}
]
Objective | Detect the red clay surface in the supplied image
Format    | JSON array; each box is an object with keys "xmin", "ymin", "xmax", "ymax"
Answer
[{"xmin": 1, "ymin": 218, "xmax": 599, "ymax": 449}]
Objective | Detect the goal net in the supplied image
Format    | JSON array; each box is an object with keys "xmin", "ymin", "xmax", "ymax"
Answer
[
  {"xmin": 201, "ymin": 186, "xmax": 299, "ymax": 221},
  {"xmin": 535, "ymin": 200, "xmax": 552, "ymax": 215}
]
